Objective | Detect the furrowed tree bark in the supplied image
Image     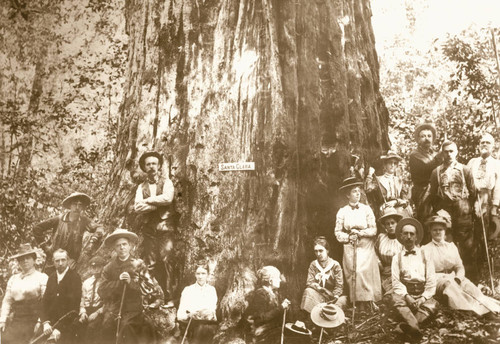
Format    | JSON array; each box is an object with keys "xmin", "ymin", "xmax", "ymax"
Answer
[{"xmin": 102, "ymin": 0, "xmax": 389, "ymax": 338}]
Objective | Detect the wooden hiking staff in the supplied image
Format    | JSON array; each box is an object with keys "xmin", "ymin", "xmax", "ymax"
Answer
[
  {"xmin": 180, "ymin": 317, "xmax": 193, "ymax": 344},
  {"xmin": 318, "ymin": 327, "xmax": 324, "ymax": 344},
  {"xmin": 477, "ymin": 197, "xmax": 495, "ymax": 293},
  {"xmin": 115, "ymin": 283, "xmax": 127, "ymax": 344},
  {"xmin": 351, "ymin": 236, "xmax": 358, "ymax": 325},
  {"xmin": 29, "ymin": 310, "xmax": 77, "ymax": 344},
  {"xmin": 280, "ymin": 308, "xmax": 287, "ymax": 344}
]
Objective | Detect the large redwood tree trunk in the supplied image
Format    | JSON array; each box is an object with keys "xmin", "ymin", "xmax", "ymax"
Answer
[{"xmin": 102, "ymin": 0, "xmax": 389, "ymax": 334}]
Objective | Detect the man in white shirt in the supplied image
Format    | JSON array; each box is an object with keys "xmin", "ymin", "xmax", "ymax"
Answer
[
  {"xmin": 467, "ymin": 133, "xmax": 500, "ymax": 240},
  {"xmin": 392, "ymin": 218, "xmax": 438, "ymax": 339},
  {"xmin": 134, "ymin": 151, "xmax": 176, "ymax": 306}
]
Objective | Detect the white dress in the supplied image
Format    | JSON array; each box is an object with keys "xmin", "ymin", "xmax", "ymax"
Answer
[{"xmin": 335, "ymin": 203, "xmax": 382, "ymax": 302}]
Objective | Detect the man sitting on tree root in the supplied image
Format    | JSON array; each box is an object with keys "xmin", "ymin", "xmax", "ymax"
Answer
[
  {"xmin": 134, "ymin": 151, "xmax": 177, "ymax": 307},
  {"xmin": 391, "ymin": 218, "xmax": 438, "ymax": 340}
]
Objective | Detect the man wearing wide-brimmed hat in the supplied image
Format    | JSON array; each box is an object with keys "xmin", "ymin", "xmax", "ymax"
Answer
[
  {"xmin": 33, "ymin": 192, "xmax": 104, "ymax": 270},
  {"xmin": 99, "ymin": 228, "xmax": 155, "ymax": 344},
  {"xmin": 409, "ymin": 123, "xmax": 443, "ymax": 223},
  {"xmin": 391, "ymin": 218, "xmax": 437, "ymax": 339},
  {"xmin": 366, "ymin": 150, "xmax": 412, "ymax": 218},
  {"xmin": 134, "ymin": 150, "xmax": 176, "ymax": 306}
]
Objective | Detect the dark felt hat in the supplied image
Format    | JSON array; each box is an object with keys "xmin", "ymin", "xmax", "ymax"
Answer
[
  {"xmin": 414, "ymin": 123, "xmax": 437, "ymax": 141},
  {"xmin": 338, "ymin": 177, "xmax": 363, "ymax": 192},
  {"xmin": 139, "ymin": 151, "xmax": 163, "ymax": 172},
  {"xmin": 396, "ymin": 218, "xmax": 423, "ymax": 245},
  {"xmin": 62, "ymin": 192, "xmax": 91, "ymax": 209},
  {"xmin": 285, "ymin": 321, "xmax": 312, "ymax": 336},
  {"xmin": 10, "ymin": 243, "xmax": 38, "ymax": 260}
]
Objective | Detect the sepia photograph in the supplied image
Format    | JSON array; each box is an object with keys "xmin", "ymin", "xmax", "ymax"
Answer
[{"xmin": 1, "ymin": 0, "xmax": 500, "ymax": 343}]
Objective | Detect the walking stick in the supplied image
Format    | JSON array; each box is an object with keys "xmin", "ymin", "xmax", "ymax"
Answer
[
  {"xmin": 318, "ymin": 327, "xmax": 324, "ymax": 344},
  {"xmin": 351, "ymin": 236, "xmax": 358, "ymax": 325},
  {"xmin": 477, "ymin": 197, "xmax": 496, "ymax": 292},
  {"xmin": 180, "ymin": 317, "xmax": 193, "ymax": 344},
  {"xmin": 115, "ymin": 283, "xmax": 127, "ymax": 344},
  {"xmin": 280, "ymin": 308, "xmax": 287, "ymax": 344},
  {"xmin": 29, "ymin": 311, "xmax": 77, "ymax": 344}
]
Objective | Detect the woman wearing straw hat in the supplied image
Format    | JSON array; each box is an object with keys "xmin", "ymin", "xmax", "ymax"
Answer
[
  {"xmin": 300, "ymin": 236, "xmax": 347, "ymax": 316},
  {"xmin": 375, "ymin": 207, "xmax": 404, "ymax": 299},
  {"xmin": 0, "ymin": 243, "xmax": 49, "ymax": 344},
  {"xmin": 334, "ymin": 177, "xmax": 382, "ymax": 311},
  {"xmin": 422, "ymin": 214, "xmax": 500, "ymax": 316},
  {"xmin": 366, "ymin": 150, "xmax": 412, "ymax": 218},
  {"xmin": 244, "ymin": 266, "xmax": 290, "ymax": 343}
]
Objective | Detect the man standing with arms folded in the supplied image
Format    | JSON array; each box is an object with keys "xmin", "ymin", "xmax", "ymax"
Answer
[{"xmin": 134, "ymin": 151, "xmax": 176, "ymax": 306}]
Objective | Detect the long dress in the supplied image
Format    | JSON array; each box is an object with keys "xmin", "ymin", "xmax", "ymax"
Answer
[
  {"xmin": 245, "ymin": 287, "xmax": 284, "ymax": 344},
  {"xmin": 300, "ymin": 257, "xmax": 344, "ymax": 312},
  {"xmin": 335, "ymin": 203, "xmax": 382, "ymax": 302},
  {"xmin": 375, "ymin": 233, "xmax": 403, "ymax": 295},
  {"xmin": 0, "ymin": 270, "xmax": 48, "ymax": 344},
  {"xmin": 422, "ymin": 240, "xmax": 500, "ymax": 315}
]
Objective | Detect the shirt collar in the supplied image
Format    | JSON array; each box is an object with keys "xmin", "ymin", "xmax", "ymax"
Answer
[
  {"xmin": 432, "ymin": 239, "xmax": 446, "ymax": 247},
  {"xmin": 57, "ymin": 267, "xmax": 69, "ymax": 282},
  {"xmin": 21, "ymin": 269, "xmax": 36, "ymax": 279}
]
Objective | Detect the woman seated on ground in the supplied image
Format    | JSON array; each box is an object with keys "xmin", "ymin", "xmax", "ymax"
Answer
[
  {"xmin": 301, "ymin": 236, "xmax": 346, "ymax": 316},
  {"xmin": 245, "ymin": 266, "xmax": 291, "ymax": 344},
  {"xmin": 375, "ymin": 207, "xmax": 404, "ymax": 300},
  {"xmin": 177, "ymin": 261, "xmax": 218, "ymax": 344},
  {"xmin": 0, "ymin": 244, "xmax": 48, "ymax": 344},
  {"xmin": 422, "ymin": 214, "xmax": 500, "ymax": 317}
]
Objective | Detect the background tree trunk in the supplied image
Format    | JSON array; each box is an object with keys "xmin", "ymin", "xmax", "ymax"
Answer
[{"xmin": 102, "ymin": 0, "xmax": 389, "ymax": 334}]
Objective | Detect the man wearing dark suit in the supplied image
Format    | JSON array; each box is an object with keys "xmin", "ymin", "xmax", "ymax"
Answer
[{"xmin": 41, "ymin": 249, "xmax": 82, "ymax": 343}]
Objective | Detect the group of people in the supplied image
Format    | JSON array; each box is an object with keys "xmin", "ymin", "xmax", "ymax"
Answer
[
  {"xmin": 295, "ymin": 123, "xmax": 500, "ymax": 339},
  {"xmin": 2, "ymin": 122, "xmax": 500, "ymax": 343}
]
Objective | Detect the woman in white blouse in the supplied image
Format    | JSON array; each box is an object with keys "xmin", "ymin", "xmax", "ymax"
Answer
[
  {"xmin": 335, "ymin": 177, "xmax": 382, "ymax": 312},
  {"xmin": 177, "ymin": 261, "xmax": 217, "ymax": 344},
  {"xmin": 0, "ymin": 244, "xmax": 48, "ymax": 344},
  {"xmin": 422, "ymin": 214, "xmax": 500, "ymax": 316}
]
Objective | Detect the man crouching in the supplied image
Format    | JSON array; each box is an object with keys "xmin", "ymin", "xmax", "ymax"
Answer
[
  {"xmin": 99, "ymin": 229, "xmax": 156, "ymax": 344},
  {"xmin": 391, "ymin": 218, "xmax": 438, "ymax": 339}
]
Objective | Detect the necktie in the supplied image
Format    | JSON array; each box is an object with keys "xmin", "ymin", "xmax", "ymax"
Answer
[
  {"xmin": 477, "ymin": 158, "xmax": 487, "ymax": 180},
  {"xmin": 90, "ymin": 277, "xmax": 97, "ymax": 307},
  {"xmin": 404, "ymin": 250, "xmax": 416, "ymax": 256},
  {"xmin": 350, "ymin": 204, "xmax": 359, "ymax": 210}
]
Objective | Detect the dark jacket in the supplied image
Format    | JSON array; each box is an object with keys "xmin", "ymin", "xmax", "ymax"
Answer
[
  {"xmin": 99, "ymin": 256, "xmax": 143, "ymax": 314},
  {"xmin": 33, "ymin": 212, "xmax": 103, "ymax": 261},
  {"xmin": 42, "ymin": 268, "xmax": 82, "ymax": 327}
]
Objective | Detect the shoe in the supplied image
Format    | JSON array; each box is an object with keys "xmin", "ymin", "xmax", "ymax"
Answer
[{"xmin": 398, "ymin": 323, "xmax": 423, "ymax": 340}]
